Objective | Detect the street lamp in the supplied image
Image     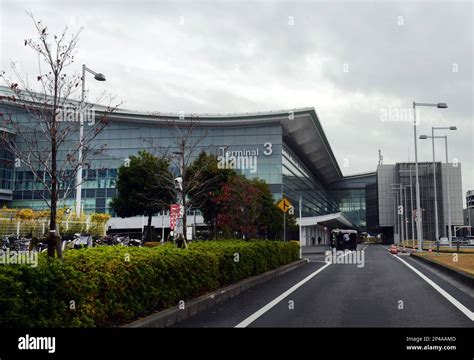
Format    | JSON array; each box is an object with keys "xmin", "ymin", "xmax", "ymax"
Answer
[
  {"xmin": 420, "ymin": 134, "xmax": 454, "ymax": 247},
  {"xmin": 391, "ymin": 184, "xmax": 405, "ymax": 245},
  {"xmin": 399, "ymin": 167, "xmax": 415, "ymax": 241},
  {"xmin": 428, "ymin": 126, "xmax": 457, "ymax": 243},
  {"xmin": 412, "ymin": 102, "xmax": 447, "ymax": 251},
  {"xmin": 76, "ymin": 64, "xmax": 107, "ymax": 216}
]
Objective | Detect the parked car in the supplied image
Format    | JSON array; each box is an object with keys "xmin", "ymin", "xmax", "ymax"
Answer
[
  {"xmin": 438, "ymin": 237, "xmax": 449, "ymax": 245},
  {"xmin": 465, "ymin": 236, "xmax": 474, "ymax": 245},
  {"xmin": 452, "ymin": 237, "xmax": 467, "ymax": 244}
]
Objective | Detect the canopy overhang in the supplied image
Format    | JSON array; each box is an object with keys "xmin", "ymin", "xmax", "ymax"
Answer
[{"xmin": 297, "ymin": 212, "xmax": 356, "ymax": 230}]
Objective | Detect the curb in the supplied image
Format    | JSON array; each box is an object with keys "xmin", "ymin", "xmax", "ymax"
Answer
[
  {"xmin": 124, "ymin": 258, "xmax": 309, "ymax": 328},
  {"xmin": 410, "ymin": 253, "xmax": 474, "ymax": 287}
]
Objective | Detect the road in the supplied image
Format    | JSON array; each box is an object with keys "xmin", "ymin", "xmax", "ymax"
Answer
[{"xmin": 175, "ymin": 244, "xmax": 474, "ymax": 327}]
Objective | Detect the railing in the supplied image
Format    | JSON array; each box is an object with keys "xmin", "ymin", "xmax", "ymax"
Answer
[{"xmin": 0, "ymin": 218, "xmax": 107, "ymax": 238}]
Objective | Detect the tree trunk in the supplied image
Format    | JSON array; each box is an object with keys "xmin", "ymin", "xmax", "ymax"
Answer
[
  {"xmin": 182, "ymin": 201, "xmax": 188, "ymax": 248},
  {"xmin": 48, "ymin": 144, "xmax": 58, "ymax": 258},
  {"xmin": 48, "ymin": 71, "xmax": 60, "ymax": 258},
  {"xmin": 145, "ymin": 213, "xmax": 152, "ymax": 242}
]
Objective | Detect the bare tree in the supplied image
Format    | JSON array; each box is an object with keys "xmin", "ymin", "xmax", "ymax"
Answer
[
  {"xmin": 0, "ymin": 13, "xmax": 120, "ymax": 257},
  {"xmin": 142, "ymin": 116, "xmax": 226, "ymax": 247}
]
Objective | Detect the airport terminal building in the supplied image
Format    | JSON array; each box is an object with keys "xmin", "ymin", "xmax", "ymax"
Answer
[{"xmin": 0, "ymin": 87, "xmax": 464, "ymax": 244}]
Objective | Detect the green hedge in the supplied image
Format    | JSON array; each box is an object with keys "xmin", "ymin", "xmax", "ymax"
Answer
[{"xmin": 0, "ymin": 240, "xmax": 299, "ymax": 327}]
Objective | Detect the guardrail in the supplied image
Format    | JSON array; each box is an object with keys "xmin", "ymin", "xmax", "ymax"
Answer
[
  {"xmin": 0, "ymin": 218, "xmax": 106, "ymax": 237},
  {"xmin": 401, "ymin": 239, "xmax": 473, "ymax": 253}
]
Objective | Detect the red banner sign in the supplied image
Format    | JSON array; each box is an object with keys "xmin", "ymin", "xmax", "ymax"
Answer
[{"xmin": 170, "ymin": 204, "xmax": 181, "ymax": 230}]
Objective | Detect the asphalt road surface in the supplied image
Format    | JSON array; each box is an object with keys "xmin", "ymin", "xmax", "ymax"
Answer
[{"xmin": 175, "ymin": 244, "xmax": 474, "ymax": 327}]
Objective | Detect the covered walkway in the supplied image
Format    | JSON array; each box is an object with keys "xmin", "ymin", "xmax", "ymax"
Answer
[{"xmin": 297, "ymin": 212, "xmax": 356, "ymax": 246}]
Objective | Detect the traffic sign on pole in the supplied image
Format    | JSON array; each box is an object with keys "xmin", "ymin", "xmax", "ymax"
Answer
[{"xmin": 278, "ymin": 198, "xmax": 293, "ymax": 213}]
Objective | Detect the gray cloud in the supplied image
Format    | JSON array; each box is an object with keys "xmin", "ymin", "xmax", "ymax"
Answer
[{"xmin": 1, "ymin": 0, "xmax": 472, "ymax": 204}]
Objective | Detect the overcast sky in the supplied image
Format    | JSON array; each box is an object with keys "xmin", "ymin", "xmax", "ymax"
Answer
[{"xmin": 1, "ymin": 0, "xmax": 472, "ymax": 205}]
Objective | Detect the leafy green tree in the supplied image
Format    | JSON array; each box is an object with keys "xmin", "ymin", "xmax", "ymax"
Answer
[
  {"xmin": 251, "ymin": 179, "xmax": 286, "ymax": 240},
  {"xmin": 110, "ymin": 151, "xmax": 175, "ymax": 241},
  {"xmin": 186, "ymin": 152, "xmax": 236, "ymax": 239}
]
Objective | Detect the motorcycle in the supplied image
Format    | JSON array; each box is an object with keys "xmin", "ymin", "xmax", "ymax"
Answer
[
  {"xmin": 124, "ymin": 237, "xmax": 142, "ymax": 247},
  {"xmin": 36, "ymin": 241, "xmax": 48, "ymax": 253},
  {"xmin": 1, "ymin": 235, "xmax": 11, "ymax": 251},
  {"xmin": 72, "ymin": 233, "xmax": 93, "ymax": 249}
]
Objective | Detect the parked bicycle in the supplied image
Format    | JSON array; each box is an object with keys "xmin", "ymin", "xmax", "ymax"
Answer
[{"xmin": 1, "ymin": 234, "xmax": 32, "ymax": 252}]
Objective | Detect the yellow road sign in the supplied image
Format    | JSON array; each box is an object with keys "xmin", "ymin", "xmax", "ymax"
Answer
[{"xmin": 278, "ymin": 198, "xmax": 293, "ymax": 213}]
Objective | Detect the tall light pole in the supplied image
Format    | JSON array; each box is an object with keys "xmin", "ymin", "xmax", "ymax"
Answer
[
  {"xmin": 412, "ymin": 102, "xmax": 447, "ymax": 251},
  {"xmin": 429, "ymin": 126, "xmax": 457, "ymax": 242},
  {"xmin": 76, "ymin": 64, "xmax": 106, "ymax": 216},
  {"xmin": 299, "ymin": 193, "xmax": 302, "ymax": 259},
  {"xmin": 403, "ymin": 186, "xmax": 408, "ymax": 246},
  {"xmin": 420, "ymin": 134, "xmax": 454, "ymax": 247},
  {"xmin": 391, "ymin": 184, "xmax": 405, "ymax": 245},
  {"xmin": 468, "ymin": 191, "xmax": 472, "ymax": 236},
  {"xmin": 399, "ymin": 168, "xmax": 415, "ymax": 240}
]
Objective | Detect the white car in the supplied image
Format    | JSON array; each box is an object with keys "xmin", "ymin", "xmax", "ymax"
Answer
[{"xmin": 438, "ymin": 237, "xmax": 449, "ymax": 245}]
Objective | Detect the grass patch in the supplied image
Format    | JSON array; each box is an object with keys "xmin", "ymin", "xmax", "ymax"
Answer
[
  {"xmin": 403, "ymin": 240, "xmax": 474, "ymax": 254},
  {"xmin": 412, "ymin": 252, "xmax": 474, "ymax": 276}
]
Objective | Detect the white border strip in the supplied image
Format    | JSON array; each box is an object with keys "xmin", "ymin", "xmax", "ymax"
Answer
[{"xmin": 393, "ymin": 255, "xmax": 474, "ymax": 321}]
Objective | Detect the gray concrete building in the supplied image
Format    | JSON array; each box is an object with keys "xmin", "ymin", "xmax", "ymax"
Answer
[
  {"xmin": 369, "ymin": 162, "xmax": 463, "ymax": 243},
  {"xmin": 463, "ymin": 190, "xmax": 474, "ymax": 236}
]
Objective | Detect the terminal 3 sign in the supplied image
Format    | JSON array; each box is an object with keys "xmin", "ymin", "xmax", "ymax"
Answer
[{"xmin": 217, "ymin": 143, "xmax": 273, "ymax": 173}]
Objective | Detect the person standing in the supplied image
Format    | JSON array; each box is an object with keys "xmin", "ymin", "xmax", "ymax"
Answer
[{"xmin": 318, "ymin": 236, "xmax": 322, "ymax": 245}]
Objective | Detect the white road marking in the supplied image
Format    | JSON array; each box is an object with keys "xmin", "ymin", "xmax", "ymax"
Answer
[
  {"xmin": 235, "ymin": 251, "xmax": 353, "ymax": 328},
  {"xmin": 393, "ymin": 255, "xmax": 474, "ymax": 321}
]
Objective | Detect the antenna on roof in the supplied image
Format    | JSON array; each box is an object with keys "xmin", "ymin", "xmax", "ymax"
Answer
[{"xmin": 378, "ymin": 149, "xmax": 383, "ymax": 165}]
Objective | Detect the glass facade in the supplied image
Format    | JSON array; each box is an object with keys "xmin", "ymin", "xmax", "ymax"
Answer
[
  {"xmin": 282, "ymin": 146, "xmax": 339, "ymax": 217},
  {"xmin": 0, "ymin": 100, "xmax": 376, "ymax": 228},
  {"xmin": 0, "ymin": 129, "xmax": 14, "ymax": 206},
  {"xmin": 365, "ymin": 182, "xmax": 378, "ymax": 232},
  {"xmin": 328, "ymin": 173, "xmax": 377, "ymax": 229},
  {"xmin": 9, "ymin": 117, "xmax": 286, "ymax": 215},
  {"xmin": 0, "ymin": 142, "xmax": 14, "ymax": 191}
]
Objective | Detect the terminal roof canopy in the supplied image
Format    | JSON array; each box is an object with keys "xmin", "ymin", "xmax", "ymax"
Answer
[
  {"xmin": 107, "ymin": 107, "xmax": 344, "ymax": 185},
  {"xmin": 297, "ymin": 212, "xmax": 356, "ymax": 229},
  {"xmin": 0, "ymin": 87, "xmax": 343, "ymax": 185}
]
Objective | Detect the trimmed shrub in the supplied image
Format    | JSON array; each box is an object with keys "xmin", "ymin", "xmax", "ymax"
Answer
[
  {"xmin": 0, "ymin": 240, "xmax": 299, "ymax": 327},
  {"xmin": 143, "ymin": 242, "xmax": 161, "ymax": 248}
]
